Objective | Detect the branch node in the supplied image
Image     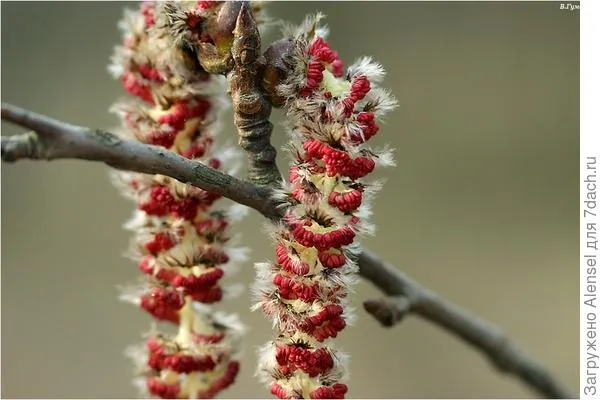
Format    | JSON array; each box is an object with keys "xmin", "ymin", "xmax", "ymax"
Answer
[
  {"xmin": 363, "ymin": 296, "xmax": 412, "ymax": 327},
  {"xmin": 1, "ymin": 131, "xmax": 42, "ymax": 162}
]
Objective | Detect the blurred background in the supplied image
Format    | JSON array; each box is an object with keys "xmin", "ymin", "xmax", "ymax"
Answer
[{"xmin": 1, "ymin": 1, "xmax": 578, "ymax": 398}]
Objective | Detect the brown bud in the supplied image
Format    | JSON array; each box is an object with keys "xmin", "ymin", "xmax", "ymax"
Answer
[
  {"xmin": 210, "ymin": 1, "xmax": 244, "ymax": 50},
  {"xmin": 196, "ymin": 2, "xmax": 254, "ymax": 75},
  {"xmin": 261, "ymin": 38, "xmax": 295, "ymax": 107},
  {"xmin": 232, "ymin": 2, "xmax": 260, "ymax": 66}
]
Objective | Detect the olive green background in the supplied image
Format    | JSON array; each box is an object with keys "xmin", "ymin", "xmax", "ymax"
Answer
[{"xmin": 1, "ymin": 1, "xmax": 579, "ymax": 398}]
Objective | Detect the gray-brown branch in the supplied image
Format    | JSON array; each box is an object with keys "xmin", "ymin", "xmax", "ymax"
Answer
[
  {"xmin": 0, "ymin": 102, "xmax": 572, "ymax": 399},
  {"xmin": 360, "ymin": 251, "xmax": 573, "ymax": 399},
  {"xmin": 229, "ymin": 2, "xmax": 280, "ymax": 185}
]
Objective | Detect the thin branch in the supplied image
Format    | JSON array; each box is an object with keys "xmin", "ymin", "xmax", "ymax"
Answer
[
  {"xmin": 0, "ymin": 102, "xmax": 573, "ymax": 399},
  {"xmin": 359, "ymin": 250, "xmax": 573, "ymax": 399},
  {"xmin": 1, "ymin": 102, "xmax": 277, "ymax": 219}
]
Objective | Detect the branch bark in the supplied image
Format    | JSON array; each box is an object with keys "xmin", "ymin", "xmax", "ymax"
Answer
[
  {"xmin": 227, "ymin": 2, "xmax": 281, "ymax": 186},
  {"xmin": 1, "ymin": 102, "xmax": 573, "ymax": 399},
  {"xmin": 1, "ymin": 102, "xmax": 278, "ymax": 220}
]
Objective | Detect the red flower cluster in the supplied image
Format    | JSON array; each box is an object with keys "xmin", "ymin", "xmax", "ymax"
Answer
[
  {"xmin": 254, "ymin": 14, "xmax": 396, "ymax": 399},
  {"xmin": 109, "ymin": 2, "xmax": 247, "ymax": 398}
]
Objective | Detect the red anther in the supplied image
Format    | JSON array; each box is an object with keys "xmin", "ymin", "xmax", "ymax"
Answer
[
  {"xmin": 296, "ymin": 282, "xmax": 317, "ymax": 302},
  {"xmin": 312, "ymin": 315, "xmax": 346, "ymax": 342},
  {"xmin": 289, "ymin": 165, "xmax": 300, "ymax": 183},
  {"xmin": 198, "ymin": 0, "xmax": 214, "ymax": 10},
  {"xmin": 197, "ymin": 361, "xmax": 240, "ymax": 399},
  {"xmin": 195, "ymin": 217, "xmax": 228, "ymax": 236},
  {"xmin": 309, "ymin": 37, "xmax": 339, "ymax": 65},
  {"xmin": 208, "ymin": 158, "xmax": 221, "ymax": 169},
  {"xmin": 350, "ymin": 75, "xmax": 370, "ymax": 102},
  {"xmin": 339, "ymin": 76, "xmax": 371, "ymax": 116},
  {"xmin": 276, "ymin": 242, "xmax": 310, "ymax": 276},
  {"xmin": 146, "ymin": 337, "xmax": 163, "ymax": 353},
  {"xmin": 341, "ymin": 97, "xmax": 356, "ymax": 117},
  {"xmin": 192, "ymin": 332, "xmax": 225, "ymax": 344},
  {"xmin": 147, "ymin": 130, "xmax": 177, "ymax": 148},
  {"xmin": 318, "ymin": 248, "xmax": 346, "ymax": 269},
  {"xmin": 307, "ymin": 61, "xmax": 326, "ymax": 84},
  {"xmin": 333, "ymin": 383, "xmax": 349, "ymax": 398},
  {"xmin": 319, "ymin": 143, "xmax": 347, "ymax": 167},
  {"xmin": 187, "ymin": 14, "xmax": 204, "ymax": 32},
  {"xmin": 188, "ymin": 99, "xmax": 211, "ymax": 119},
  {"xmin": 144, "ymin": 232, "xmax": 176, "ymax": 255},
  {"xmin": 146, "ymin": 339, "xmax": 166, "ymax": 370},
  {"xmin": 291, "ymin": 222, "xmax": 356, "ymax": 251},
  {"xmin": 189, "ymin": 286, "xmax": 223, "ymax": 304},
  {"xmin": 299, "ymin": 87, "xmax": 313, "ymax": 98},
  {"xmin": 202, "ymin": 190, "xmax": 222, "ymax": 205},
  {"xmin": 140, "ymin": 287, "xmax": 183, "ymax": 324},
  {"xmin": 181, "ymin": 143, "xmax": 206, "ymax": 159},
  {"xmin": 147, "ymin": 378, "xmax": 180, "ymax": 399},
  {"xmin": 300, "ymin": 305, "xmax": 346, "ymax": 341},
  {"xmin": 319, "ymin": 145, "xmax": 375, "ymax": 180},
  {"xmin": 345, "ymin": 156, "xmax": 375, "ymax": 180},
  {"xmin": 139, "ymin": 186, "xmax": 176, "ymax": 216},
  {"xmin": 137, "ymin": 63, "xmax": 164, "ymax": 82},
  {"xmin": 172, "ymin": 197, "xmax": 199, "ymax": 220},
  {"xmin": 273, "ymin": 273, "xmax": 318, "ymax": 302},
  {"xmin": 158, "ymin": 101, "xmax": 188, "ymax": 131},
  {"xmin": 272, "ymin": 273, "xmax": 290, "ymax": 289},
  {"xmin": 290, "ymin": 187, "xmax": 303, "ymax": 203},
  {"xmin": 274, "ymin": 346, "xmax": 295, "ymax": 375},
  {"xmin": 172, "ymin": 268, "xmax": 224, "ymax": 291},
  {"xmin": 270, "ymin": 383, "xmax": 289, "ymax": 399},
  {"xmin": 121, "ymin": 74, "xmax": 154, "ymax": 104},
  {"xmin": 163, "ymin": 353, "xmax": 216, "ymax": 374},
  {"xmin": 275, "ymin": 345, "xmax": 335, "ymax": 377},
  {"xmin": 138, "ymin": 257, "xmax": 155, "ymax": 275},
  {"xmin": 303, "ymin": 138, "xmax": 325, "ymax": 159},
  {"xmin": 328, "ymin": 189, "xmax": 362, "ymax": 213},
  {"xmin": 325, "ymin": 304, "xmax": 344, "ymax": 316},
  {"xmin": 331, "ymin": 59, "xmax": 344, "ymax": 77},
  {"xmin": 353, "ymin": 111, "xmax": 379, "ymax": 143},
  {"xmin": 154, "ymin": 267, "xmax": 178, "ymax": 283},
  {"xmin": 140, "ymin": 1, "xmax": 156, "ymax": 28},
  {"xmin": 301, "ymin": 61, "xmax": 326, "ymax": 96},
  {"xmin": 156, "ymin": 99, "xmax": 209, "ymax": 134},
  {"xmin": 310, "ymin": 383, "xmax": 348, "ymax": 399},
  {"xmin": 348, "ymin": 215, "xmax": 360, "ymax": 226}
]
